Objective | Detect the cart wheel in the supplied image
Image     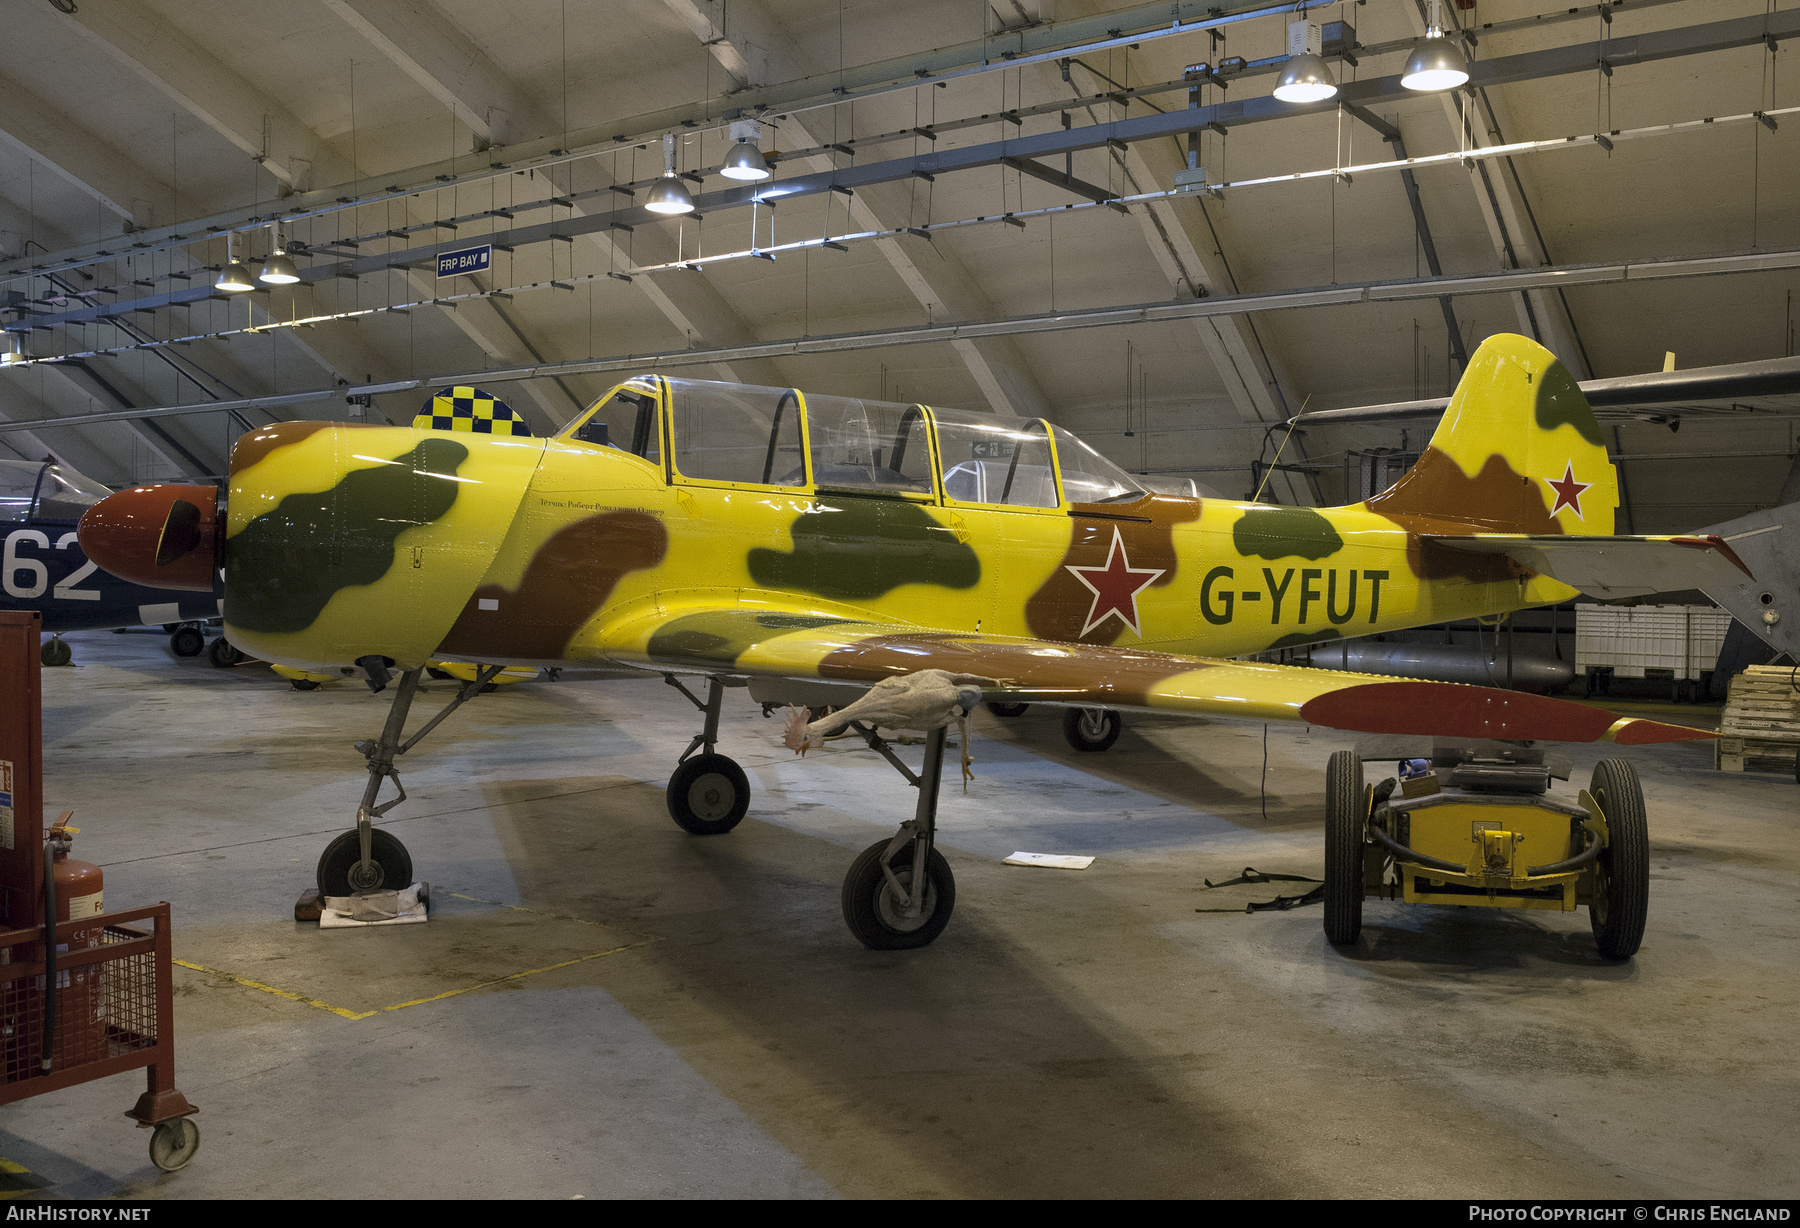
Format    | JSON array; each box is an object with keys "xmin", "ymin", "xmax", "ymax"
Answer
[
  {"xmin": 987, "ymin": 702, "xmax": 1029, "ymax": 718},
  {"xmin": 290, "ymin": 678, "xmax": 321, "ymax": 691},
  {"xmin": 40, "ymin": 637, "xmax": 72, "ymax": 667},
  {"xmin": 1588, "ymin": 759, "xmax": 1649, "ymax": 960},
  {"xmin": 169, "ymin": 626, "xmax": 205, "ymax": 657},
  {"xmin": 149, "ymin": 1117, "xmax": 200, "ymax": 1172},
  {"xmin": 1062, "ymin": 707, "xmax": 1121, "ymax": 752},
  {"xmin": 1323, "ymin": 750, "xmax": 1366, "ymax": 946}
]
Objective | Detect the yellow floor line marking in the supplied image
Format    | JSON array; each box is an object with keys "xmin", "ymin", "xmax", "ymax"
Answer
[
  {"xmin": 173, "ymin": 959, "xmax": 377, "ymax": 1020},
  {"xmin": 375, "ymin": 942, "xmax": 651, "ymax": 1012},
  {"xmin": 173, "ymin": 939, "xmax": 654, "ymax": 1022}
]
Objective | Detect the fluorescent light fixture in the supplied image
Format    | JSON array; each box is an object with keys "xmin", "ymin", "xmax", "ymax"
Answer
[
  {"xmin": 1273, "ymin": 20, "xmax": 1337, "ymax": 103},
  {"xmin": 1403, "ymin": 0, "xmax": 1470, "ymax": 92}
]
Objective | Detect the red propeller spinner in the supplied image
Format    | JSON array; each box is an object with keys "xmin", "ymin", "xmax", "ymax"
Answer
[{"xmin": 77, "ymin": 483, "xmax": 223, "ymax": 592}]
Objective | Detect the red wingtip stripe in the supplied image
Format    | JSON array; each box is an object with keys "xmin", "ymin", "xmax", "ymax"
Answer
[
  {"xmin": 1670, "ymin": 534, "xmax": 1756, "ymax": 579},
  {"xmin": 1299, "ymin": 682, "xmax": 1616, "ymax": 742}
]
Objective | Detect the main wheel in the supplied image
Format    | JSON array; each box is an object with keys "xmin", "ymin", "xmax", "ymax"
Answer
[
  {"xmin": 317, "ymin": 827, "xmax": 414, "ymax": 896},
  {"xmin": 1062, "ymin": 707, "xmax": 1121, "ymax": 752},
  {"xmin": 841, "ymin": 839, "xmax": 956, "ymax": 950},
  {"xmin": 1323, "ymin": 749, "xmax": 1367, "ymax": 946},
  {"xmin": 148, "ymin": 1117, "xmax": 200, "ymax": 1172},
  {"xmin": 169, "ymin": 626, "xmax": 205, "ymax": 657},
  {"xmin": 40, "ymin": 638, "xmax": 71, "ymax": 667},
  {"xmin": 1588, "ymin": 759, "xmax": 1649, "ymax": 960},
  {"xmin": 666, "ymin": 754, "xmax": 750, "ymax": 835},
  {"xmin": 987, "ymin": 701, "xmax": 1029, "ymax": 718},
  {"xmin": 206, "ymin": 637, "xmax": 245, "ymax": 667}
]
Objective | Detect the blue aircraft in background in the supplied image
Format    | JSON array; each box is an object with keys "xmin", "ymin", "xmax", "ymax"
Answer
[{"xmin": 0, "ymin": 457, "xmax": 225, "ymax": 666}]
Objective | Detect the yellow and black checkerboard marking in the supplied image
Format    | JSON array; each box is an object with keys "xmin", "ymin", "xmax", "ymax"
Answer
[{"xmin": 412, "ymin": 386, "xmax": 532, "ymax": 437}]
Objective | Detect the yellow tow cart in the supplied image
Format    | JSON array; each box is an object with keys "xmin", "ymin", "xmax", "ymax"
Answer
[{"xmin": 1322, "ymin": 741, "xmax": 1650, "ymax": 960}]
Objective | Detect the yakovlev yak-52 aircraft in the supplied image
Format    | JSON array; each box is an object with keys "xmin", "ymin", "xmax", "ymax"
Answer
[
  {"xmin": 1, "ymin": 458, "xmax": 223, "ymax": 665},
  {"xmin": 75, "ymin": 334, "xmax": 1744, "ymax": 949}
]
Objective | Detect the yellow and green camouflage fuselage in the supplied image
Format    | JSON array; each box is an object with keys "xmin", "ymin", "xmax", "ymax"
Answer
[{"xmin": 221, "ymin": 335, "xmax": 1611, "ymax": 711}]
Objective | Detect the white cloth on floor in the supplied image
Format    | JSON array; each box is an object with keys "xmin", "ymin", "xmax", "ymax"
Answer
[{"xmin": 320, "ymin": 882, "xmax": 429, "ymax": 928}]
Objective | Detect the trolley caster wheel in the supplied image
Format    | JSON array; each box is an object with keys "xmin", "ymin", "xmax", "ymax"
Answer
[
  {"xmin": 169, "ymin": 626, "xmax": 205, "ymax": 657},
  {"xmin": 206, "ymin": 637, "xmax": 245, "ymax": 668},
  {"xmin": 317, "ymin": 828, "xmax": 414, "ymax": 896},
  {"xmin": 1062, "ymin": 707, "xmax": 1121, "ymax": 752},
  {"xmin": 1322, "ymin": 750, "xmax": 1366, "ymax": 946},
  {"xmin": 149, "ymin": 1117, "xmax": 200, "ymax": 1172},
  {"xmin": 290, "ymin": 678, "xmax": 322, "ymax": 691},
  {"xmin": 666, "ymin": 754, "xmax": 750, "ymax": 835},
  {"xmin": 40, "ymin": 637, "xmax": 71, "ymax": 667},
  {"xmin": 987, "ymin": 701, "xmax": 1029, "ymax": 718},
  {"xmin": 1588, "ymin": 759, "xmax": 1649, "ymax": 960},
  {"xmin": 841, "ymin": 838, "xmax": 956, "ymax": 950}
]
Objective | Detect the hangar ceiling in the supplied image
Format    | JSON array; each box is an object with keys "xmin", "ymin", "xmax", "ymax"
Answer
[{"xmin": 0, "ymin": 0, "xmax": 1795, "ymax": 528}]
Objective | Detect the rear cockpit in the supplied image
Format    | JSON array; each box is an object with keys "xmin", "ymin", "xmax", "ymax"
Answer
[
  {"xmin": 0, "ymin": 458, "xmax": 113, "ymax": 525},
  {"xmin": 560, "ymin": 375, "xmax": 1152, "ymax": 511}
]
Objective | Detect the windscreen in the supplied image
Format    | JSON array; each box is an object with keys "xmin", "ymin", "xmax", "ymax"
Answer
[
  {"xmin": 1051, "ymin": 427, "xmax": 1147, "ymax": 504},
  {"xmin": 33, "ymin": 463, "xmax": 115, "ymax": 523}
]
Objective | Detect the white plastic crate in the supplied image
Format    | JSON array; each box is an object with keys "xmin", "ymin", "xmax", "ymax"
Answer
[{"xmin": 1575, "ymin": 604, "xmax": 1729, "ymax": 680}]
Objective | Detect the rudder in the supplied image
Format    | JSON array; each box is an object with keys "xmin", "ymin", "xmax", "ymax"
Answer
[{"xmin": 1367, "ymin": 333, "xmax": 1616, "ymax": 535}]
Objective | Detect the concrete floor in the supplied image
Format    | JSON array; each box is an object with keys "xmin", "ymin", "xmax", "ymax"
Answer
[{"xmin": 2, "ymin": 629, "xmax": 1796, "ymax": 1199}]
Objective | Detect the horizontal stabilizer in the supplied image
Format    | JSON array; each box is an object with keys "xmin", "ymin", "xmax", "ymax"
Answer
[{"xmin": 1421, "ymin": 533, "xmax": 1754, "ymax": 598}]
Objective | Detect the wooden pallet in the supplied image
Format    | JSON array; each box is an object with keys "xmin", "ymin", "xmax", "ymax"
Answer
[{"xmin": 1716, "ymin": 665, "xmax": 1800, "ymax": 773}]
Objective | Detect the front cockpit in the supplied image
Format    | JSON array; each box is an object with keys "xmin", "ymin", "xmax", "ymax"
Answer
[{"xmin": 559, "ymin": 376, "xmax": 1153, "ymax": 512}]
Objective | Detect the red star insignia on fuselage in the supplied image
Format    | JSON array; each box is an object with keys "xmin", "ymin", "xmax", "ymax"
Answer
[
  {"xmin": 1544, "ymin": 462, "xmax": 1592, "ymax": 519},
  {"xmin": 1065, "ymin": 526, "xmax": 1165, "ymax": 637}
]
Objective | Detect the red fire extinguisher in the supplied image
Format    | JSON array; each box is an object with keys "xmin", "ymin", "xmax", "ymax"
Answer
[{"xmin": 42, "ymin": 814, "xmax": 104, "ymax": 1071}]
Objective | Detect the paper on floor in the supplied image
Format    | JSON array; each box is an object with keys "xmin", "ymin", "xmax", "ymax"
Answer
[
  {"xmin": 320, "ymin": 882, "xmax": 429, "ymax": 928},
  {"xmin": 1003, "ymin": 852, "xmax": 1095, "ymax": 870}
]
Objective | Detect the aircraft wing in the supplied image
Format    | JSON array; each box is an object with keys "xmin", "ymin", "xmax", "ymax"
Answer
[
  {"xmin": 1422, "ymin": 533, "xmax": 1755, "ymax": 599},
  {"xmin": 597, "ymin": 606, "xmax": 1710, "ymax": 745}
]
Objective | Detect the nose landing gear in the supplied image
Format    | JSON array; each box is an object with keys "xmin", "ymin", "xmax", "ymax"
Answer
[
  {"xmin": 316, "ymin": 663, "xmax": 503, "ymax": 897},
  {"xmin": 662, "ymin": 675, "xmax": 752, "ymax": 835}
]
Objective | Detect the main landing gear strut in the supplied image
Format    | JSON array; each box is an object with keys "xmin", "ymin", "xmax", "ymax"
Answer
[
  {"xmin": 659, "ymin": 675, "xmax": 958, "ymax": 948},
  {"xmin": 317, "ymin": 662, "xmax": 504, "ymax": 897}
]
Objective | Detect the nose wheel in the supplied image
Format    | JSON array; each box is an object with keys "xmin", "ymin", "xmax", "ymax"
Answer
[
  {"xmin": 837, "ymin": 722, "xmax": 958, "ymax": 950},
  {"xmin": 662, "ymin": 675, "xmax": 753, "ymax": 836},
  {"xmin": 667, "ymin": 753, "xmax": 750, "ymax": 835}
]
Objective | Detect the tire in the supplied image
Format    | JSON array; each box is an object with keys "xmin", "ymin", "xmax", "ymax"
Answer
[
  {"xmin": 666, "ymin": 753, "xmax": 750, "ymax": 835},
  {"xmin": 317, "ymin": 827, "xmax": 414, "ymax": 896},
  {"xmin": 169, "ymin": 626, "xmax": 205, "ymax": 657},
  {"xmin": 426, "ymin": 667, "xmax": 454, "ymax": 681},
  {"xmin": 1323, "ymin": 749, "xmax": 1366, "ymax": 946},
  {"xmin": 149, "ymin": 1117, "xmax": 200, "ymax": 1172},
  {"xmin": 841, "ymin": 838, "xmax": 956, "ymax": 950},
  {"xmin": 290, "ymin": 678, "xmax": 322, "ymax": 691},
  {"xmin": 1588, "ymin": 758, "xmax": 1649, "ymax": 960},
  {"xmin": 40, "ymin": 638, "xmax": 71, "ymax": 668},
  {"xmin": 987, "ymin": 702, "xmax": 1029, "ymax": 718},
  {"xmin": 207, "ymin": 637, "xmax": 245, "ymax": 668},
  {"xmin": 1062, "ymin": 707, "xmax": 1121, "ymax": 752}
]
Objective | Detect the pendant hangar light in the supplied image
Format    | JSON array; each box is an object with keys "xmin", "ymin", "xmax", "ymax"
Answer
[
  {"xmin": 719, "ymin": 119, "xmax": 771, "ymax": 182},
  {"xmin": 1402, "ymin": 0, "xmax": 1471, "ymax": 92},
  {"xmin": 258, "ymin": 222, "xmax": 300, "ymax": 285},
  {"xmin": 1272, "ymin": 13, "xmax": 1337, "ymax": 104},
  {"xmin": 215, "ymin": 232, "xmax": 255, "ymax": 293},
  {"xmin": 645, "ymin": 133, "xmax": 697, "ymax": 214}
]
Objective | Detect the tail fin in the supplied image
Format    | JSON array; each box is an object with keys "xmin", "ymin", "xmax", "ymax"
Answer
[{"xmin": 1367, "ymin": 334, "xmax": 1617, "ymax": 535}]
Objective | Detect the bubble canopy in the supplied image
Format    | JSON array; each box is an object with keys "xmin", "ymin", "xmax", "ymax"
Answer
[{"xmin": 564, "ymin": 377, "xmax": 1150, "ymax": 508}]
